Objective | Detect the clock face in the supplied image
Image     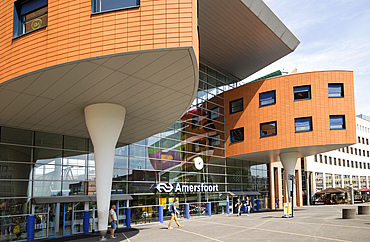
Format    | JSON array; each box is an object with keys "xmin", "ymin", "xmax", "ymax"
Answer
[{"xmin": 194, "ymin": 157, "xmax": 204, "ymax": 170}]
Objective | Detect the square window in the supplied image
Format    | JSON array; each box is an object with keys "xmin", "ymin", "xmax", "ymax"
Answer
[
  {"xmin": 14, "ymin": 0, "xmax": 48, "ymax": 38},
  {"xmin": 92, "ymin": 0, "xmax": 140, "ymax": 14},
  {"xmin": 294, "ymin": 85, "xmax": 311, "ymax": 101},
  {"xmin": 295, "ymin": 117, "xmax": 312, "ymax": 132},
  {"xmin": 330, "ymin": 115, "xmax": 345, "ymax": 130},
  {"xmin": 259, "ymin": 90, "xmax": 276, "ymax": 107},
  {"xmin": 208, "ymin": 134, "xmax": 220, "ymax": 147},
  {"xmin": 328, "ymin": 83, "xmax": 344, "ymax": 98},
  {"xmin": 209, "ymin": 107, "xmax": 219, "ymax": 120},
  {"xmin": 229, "ymin": 98, "xmax": 243, "ymax": 114},
  {"xmin": 260, "ymin": 121, "xmax": 277, "ymax": 137},
  {"xmin": 230, "ymin": 127, "xmax": 244, "ymax": 143}
]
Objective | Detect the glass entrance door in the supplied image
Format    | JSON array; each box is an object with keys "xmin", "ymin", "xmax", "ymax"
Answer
[
  {"xmin": 48, "ymin": 204, "xmax": 56, "ymax": 238},
  {"xmin": 73, "ymin": 203, "xmax": 84, "ymax": 234},
  {"xmin": 63, "ymin": 203, "xmax": 73, "ymax": 236}
]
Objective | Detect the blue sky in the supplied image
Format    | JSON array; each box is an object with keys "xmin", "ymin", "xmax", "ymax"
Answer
[{"xmin": 243, "ymin": 0, "xmax": 370, "ymax": 115}]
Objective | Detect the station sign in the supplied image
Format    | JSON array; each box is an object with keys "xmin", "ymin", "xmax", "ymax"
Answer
[{"xmin": 155, "ymin": 182, "xmax": 219, "ymax": 193}]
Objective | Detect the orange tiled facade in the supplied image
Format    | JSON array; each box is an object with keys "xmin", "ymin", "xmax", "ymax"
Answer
[
  {"xmin": 224, "ymin": 71, "xmax": 356, "ymax": 208},
  {"xmin": 225, "ymin": 71, "xmax": 356, "ymax": 157},
  {"xmin": 0, "ymin": 0, "xmax": 198, "ymax": 84}
]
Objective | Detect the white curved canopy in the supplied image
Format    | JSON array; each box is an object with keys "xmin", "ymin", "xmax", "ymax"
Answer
[{"xmin": 0, "ymin": 47, "xmax": 199, "ymax": 144}]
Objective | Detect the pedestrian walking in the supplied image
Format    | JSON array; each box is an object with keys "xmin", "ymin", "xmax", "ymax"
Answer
[
  {"xmin": 168, "ymin": 199, "xmax": 183, "ymax": 229},
  {"xmin": 275, "ymin": 197, "xmax": 279, "ymax": 209},
  {"xmin": 235, "ymin": 199, "xmax": 242, "ymax": 216},
  {"xmin": 109, "ymin": 204, "xmax": 117, "ymax": 239},
  {"xmin": 245, "ymin": 197, "xmax": 251, "ymax": 216}
]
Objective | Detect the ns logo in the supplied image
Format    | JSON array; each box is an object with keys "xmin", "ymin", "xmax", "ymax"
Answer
[{"xmin": 155, "ymin": 183, "xmax": 174, "ymax": 193}]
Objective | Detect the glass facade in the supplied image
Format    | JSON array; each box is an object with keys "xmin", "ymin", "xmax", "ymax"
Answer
[{"xmin": 0, "ymin": 63, "xmax": 270, "ymax": 239}]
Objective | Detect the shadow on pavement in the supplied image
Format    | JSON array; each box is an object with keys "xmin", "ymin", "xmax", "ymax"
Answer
[{"xmin": 38, "ymin": 228, "xmax": 139, "ymax": 242}]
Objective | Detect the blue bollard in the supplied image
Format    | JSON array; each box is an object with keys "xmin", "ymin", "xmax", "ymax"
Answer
[
  {"xmin": 159, "ymin": 205, "xmax": 163, "ymax": 223},
  {"xmin": 256, "ymin": 200, "xmax": 260, "ymax": 212},
  {"xmin": 126, "ymin": 208, "xmax": 131, "ymax": 228},
  {"xmin": 226, "ymin": 201, "xmax": 230, "ymax": 214},
  {"xmin": 242, "ymin": 200, "xmax": 246, "ymax": 213},
  {"xmin": 207, "ymin": 203, "xmax": 211, "ymax": 217},
  {"xmin": 27, "ymin": 215, "xmax": 35, "ymax": 241},
  {"xmin": 185, "ymin": 204, "xmax": 190, "ymax": 219},
  {"xmin": 83, "ymin": 211, "xmax": 90, "ymax": 234}
]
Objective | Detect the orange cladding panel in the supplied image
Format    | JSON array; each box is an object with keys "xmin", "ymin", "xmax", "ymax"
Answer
[
  {"xmin": 0, "ymin": 0, "xmax": 198, "ymax": 84},
  {"xmin": 224, "ymin": 71, "xmax": 356, "ymax": 157}
]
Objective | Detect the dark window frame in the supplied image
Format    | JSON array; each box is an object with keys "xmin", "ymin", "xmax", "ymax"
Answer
[
  {"xmin": 229, "ymin": 98, "xmax": 243, "ymax": 114},
  {"xmin": 328, "ymin": 83, "xmax": 344, "ymax": 98},
  {"xmin": 208, "ymin": 107, "xmax": 219, "ymax": 120},
  {"xmin": 294, "ymin": 85, "xmax": 311, "ymax": 101},
  {"xmin": 330, "ymin": 115, "xmax": 346, "ymax": 130},
  {"xmin": 295, "ymin": 117, "xmax": 313, "ymax": 133},
  {"xmin": 92, "ymin": 0, "xmax": 140, "ymax": 14},
  {"xmin": 260, "ymin": 121, "xmax": 277, "ymax": 137},
  {"xmin": 259, "ymin": 90, "xmax": 276, "ymax": 107},
  {"xmin": 208, "ymin": 134, "xmax": 220, "ymax": 147},
  {"xmin": 230, "ymin": 127, "xmax": 244, "ymax": 143},
  {"xmin": 13, "ymin": 0, "xmax": 48, "ymax": 38}
]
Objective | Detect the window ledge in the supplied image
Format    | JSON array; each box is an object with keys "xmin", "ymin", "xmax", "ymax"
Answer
[{"xmin": 91, "ymin": 5, "xmax": 140, "ymax": 15}]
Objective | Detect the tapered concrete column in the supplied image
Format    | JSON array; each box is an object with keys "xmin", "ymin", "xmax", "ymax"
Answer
[
  {"xmin": 280, "ymin": 152, "xmax": 298, "ymax": 202},
  {"xmin": 85, "ymin": 103, "xmax": 126, "ymax": 241}
]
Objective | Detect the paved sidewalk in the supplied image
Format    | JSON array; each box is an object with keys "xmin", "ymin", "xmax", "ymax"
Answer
[{"xmin": 41, "ymin": 204, "xmax": 370, "ymax": 242}]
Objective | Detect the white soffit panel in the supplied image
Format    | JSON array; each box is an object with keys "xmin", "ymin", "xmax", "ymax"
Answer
[
  {"xmin": 0, "ymin": 47, "xmax": 199, "ymax": 145},
  {"xmin": 199, "ymin": 0, "xmax": 300, "ymax": 80}
]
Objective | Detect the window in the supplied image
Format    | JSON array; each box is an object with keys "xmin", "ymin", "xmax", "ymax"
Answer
[
  {"xmin": 295, "ymin": 117, "xmax": 312, "ymax": 132},
  {"xmin": 324, "ymin": 156, "xmax": 327, "ymax": 164},
  {"xmin": 338, "ymin": 158, "xmax": 341, "ymax": 166},
  {"xmin": 355, "ymin": 148, "xmax": 357, "ymax": 155},
  {"xmin": 229, "ymin": 98, "xmax": 243, "ymax": 114},
  {"xmin": 260, "ymin": 121, "xmax": 277, "ymax": 137},
  {"xmin": 259, "ymin": 90, "xmax": 276, "ymax": 107},
  {"xmin": 294, "ymin": 85, "xmax": 311, "ymax": 101},
  {"xmin": 319, "ymin": 155, "xmax": 323, "ymax": 163},
  {"xmin": 346, "ymin": 147, "xmax": 349, "ymax": 153},
  {"xmin": 358, "ymin": 136, "xmax": 361, "ymax": 143},
  {"xmin": 92, "ymin": 0, "xmax": 140, "ymax": 13},
  {"xmin": 314, "ymin": 155, "xmax": 317, "ymax": 162},
  {"xmin": 362, "ymin": 137, "xmax": 365, "ymax": 144},
  {"xmin": 347, "ymin": 160, "xmax": 350, "ymax": 167},
  {"xmin": 367, "ymin": 151, "xmax": 369, "ymax": 157},
  {"xmin": 13, "ymin": 0, "xmax": 48, "ymax": 37},
  {"xmin": 351, "ymin": 147, "xmax": 353, "ymax": 154},
  {"xmin": 329, "ymin": 157, "xmax": 332, "ymax": 165},
  {"xmin": 208, "ymin": 134, "xmax": 220, "ymax": 147},
  {"xmin": 367, "ymin": 139, "xmax": 369, "ymax": 145},
  {"xmin": 328, "ymin": 83, "xmax": 344, "ymax": 97},
  {"xmin": 330, "ymin": 115, "xmax": 345, "ymax": 130},
  {"xmin": 209, "ymin": 107, "xmax": 219, "ymax": 120},
  {"xmin": 191, "ymin": 116, "xmax": 199, "ymax": 129},
  {"xmin": 230, "ymin": 127, "xmax": 244, "ymax": 143}
]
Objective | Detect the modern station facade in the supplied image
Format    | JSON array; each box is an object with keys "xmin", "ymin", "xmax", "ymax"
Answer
[{"xmin": 2, "ymin": 0, "xmax": 346, "ymax": 241}]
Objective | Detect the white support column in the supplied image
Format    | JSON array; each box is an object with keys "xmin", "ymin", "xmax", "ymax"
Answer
[
  {"xmin": 280, "ymin": 152, "xmax": 298, "ymax": 203},
  {"xmin": 85, "ymin": 103, "xmax": 126, "ymax": 241}
]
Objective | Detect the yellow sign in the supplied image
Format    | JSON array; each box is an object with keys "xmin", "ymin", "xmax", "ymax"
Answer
[
  {"xmin": 283, "ymin": 202, "xmax": 292, "ymax": 215},
  {"xmin": 31, "ymin": 19, "xmax": 42, "ymax": 30}
]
